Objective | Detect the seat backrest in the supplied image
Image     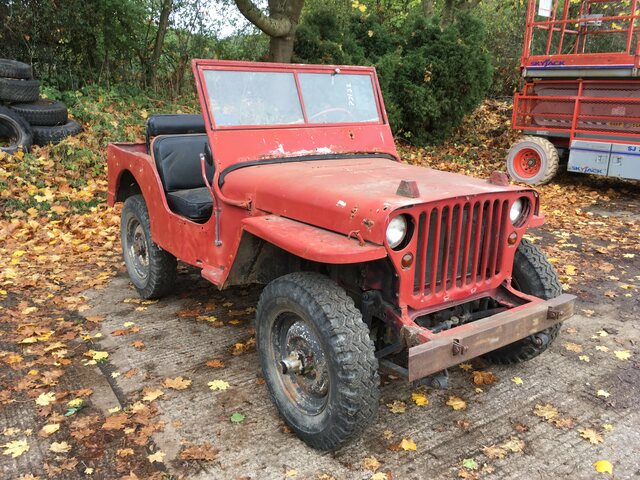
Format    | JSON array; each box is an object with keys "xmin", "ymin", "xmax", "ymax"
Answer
[
  {"xmin": 152, "ymin": 134, "xmax": 214, "ymax": 192},
  {"xmin": 146, "ymin": 114, "xmax": 205, "ymax": 152}
]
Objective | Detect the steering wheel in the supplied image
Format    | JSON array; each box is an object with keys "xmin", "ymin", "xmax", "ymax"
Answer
[{"xmin": 309, "ymin": 108, "xmax": 354, "ymax": 122}]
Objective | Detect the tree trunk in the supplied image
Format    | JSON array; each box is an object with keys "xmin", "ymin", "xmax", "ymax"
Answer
[
  {"xmin": 147, "ymin": 0, "xmax": 173, "ymax": 89},
  {"xmin": 421, "ymin": 0, "xmax": 434, "ymax": 16},
  {"xmin": 234, "ymin": 0, "xmax": 304, "ymax": 63}
]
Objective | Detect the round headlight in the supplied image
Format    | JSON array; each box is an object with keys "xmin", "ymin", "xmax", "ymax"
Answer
[
  {"xmin": 386, "ymin": 215, "xmax": 407, "ymax": 249},
  {"xmin": 510, "ymin": 198, "xmax": 527, "ymax": 225}
]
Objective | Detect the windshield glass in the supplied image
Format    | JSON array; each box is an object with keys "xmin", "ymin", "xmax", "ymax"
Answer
[
  {"xmin": 204, "ymin": 70, "xmax": 304, "ymax": 127},
  {"xmin": 204, "ymin": 69, "xmax": 381, "ymax": 128},
  {"xmin": 298, "ymin": 73, "xmax": 380, "ymax": 124}
]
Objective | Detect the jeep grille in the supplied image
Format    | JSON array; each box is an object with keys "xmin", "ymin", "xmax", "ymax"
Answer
[{"xmin": 413, "ymin": 199, "xmax": 509, "ymax": 297}]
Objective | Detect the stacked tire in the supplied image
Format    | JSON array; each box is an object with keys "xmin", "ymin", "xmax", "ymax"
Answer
[{"xmin": 0, "ymin": 58, "xmax": 81, "ymax": 154}]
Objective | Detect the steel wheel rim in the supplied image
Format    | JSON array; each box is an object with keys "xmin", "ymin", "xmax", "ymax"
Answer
[
  {"xmin": 513, "ymin": 148, "xmax": 542, "ymax": 178},
  {"xmin": 126, "ymin": 217, "xmax": 149, "ymax": 280},
  {"xmin": 271, "ymin": 311, "xmax": 329, "ymax": 416}
]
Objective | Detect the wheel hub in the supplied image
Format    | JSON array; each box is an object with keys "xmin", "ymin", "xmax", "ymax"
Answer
[
  {"xmin": 126, "ymin": 220, "xmax": 149, "ymax": 280},
  {"xmin": 273, "ymin": 314, "xmax": 329, "ymax": 414},
  {"xmin": 513, "ymin": 148, "xmax": 542, "ymax": 178}
]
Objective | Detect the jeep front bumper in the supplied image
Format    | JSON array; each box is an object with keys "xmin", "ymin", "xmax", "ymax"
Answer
[{"xmin": 406, "ymin": 293, "xmax": 576, "ymax": 381}]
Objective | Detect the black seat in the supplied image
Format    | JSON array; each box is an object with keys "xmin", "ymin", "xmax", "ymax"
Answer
[
  {"xmin": 152, "ymin": 134, "xmax": 214, "ymax": 221},
  {"xmin": 146, "ymin": 114, "xmax": 205, "ymax": 152}
]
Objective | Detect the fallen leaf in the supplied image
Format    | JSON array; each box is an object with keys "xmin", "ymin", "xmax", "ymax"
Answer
[
  {"xmin": 533, "ymin": 403, "xmax": 559, "ymax": 421},
  {"xmin": 579, "ymin": 355, "xmax": 590, "ymax": 362},
  {"xmin": 102, "ymin": 413, "xmax": 127, "ymax": 431},
  {"xmin": 179, "ymin": 443, "xmax": 218, "ymax": 461},
  {"xmin": 49, "ymin": 441, "xmax": 71, "ymax": 453},
  {"xmin": 285, "ymin": 469, "xmax": 297, "ymax": 477},
  {"xmin": 551, "ymin": 416, "xmax": 576, "ymax": 429},
  {"xmin": 371, "ymin": 473, "xmax": 387, "ymax": 480},
  {"xmin": 230, "ymin": 412, "xmax": 245, "ymax": 423},
  {"xmin": 594, "ymin": 460, "xmax": 613, "ymax": 475},
  {"xmin": 142, "ymin": 389, "xmax": 164, "ymax": 402},
  {"xmin": 563, "ymin": 342, "xmax": 583, "ymax": 353},
  {"xmin": 596, "ymin": 346, "xmax": 609, "ymax": 352},
  {"xmin": 482, "ymin": 445, "xmax": 507, "ymax": 459},
  {"xmin": 472, "ymin": 371, "xmax": 496, "ymax": 385},
  {"xmin": 2, "ymin": 439, "xmax": 29, "ymax": 457},
  {"xmin": 614, "ymin": 350, "xmax": 631, "ymax": 361},
  {"xmin": 411, "ymin": 392, "xmax": 428, "ymax": 406},
  {"xmin": 579, "ymin": 428, "xmax": 604, "ymax": 445},
  {"xmin": 603, "ymin": 423, "xmax": 614, "ymax": 431},
  {"xmin": 206, "ymin": 359, "xmax": 225, "ymax": 368},
  {"xmin": 85, "ymin": 467, "xmax": 94, "ymax": 474},
  {"xmin": 386, "ymin": 400, "xmax": 406, "ymax": 413},
  {"xmin": 511, "ymin": 377, "xmax": 523, "ymax": 385},
  {"xmin": 362, "ymin": 455, "xmax": 381, "ymax": 472},
  {"xmin": 446, "ymin": 396, "xmax": 467, "ymax": 411},
  {"xmin": 597, "ymin": 390, "xmax": 610, "ymax": 398},
  {"xmin": 148, "ymin": 451, "xmax": 165, "ymax": 463},
  {"xmin": 36, "ymin": 392, "xmax": 56, "ymax": 406},
  {"xmin": 500, "ymin": 437, "xmax": 525, "ymax": 453},
  {"xmin": 399, "ymin": 438, "xmax": 417, "ymax": 451},
  {"xmin": 163, "ymin": 377, "xmax": 192, "ymax": 390},
  {"xmin": 39, "ymin": 424, "xmax": 60, "ymax": 437},
  {"xmin": 462, "ymin": 458, "xmax": 478, "ymax": 470},
  {"xmin": 131, "ymin": 341, "xmax": 145, "ymax": 350},
  {"xmin": 208, "ymin": 380, "xmax": 230, "ymax": 391},
  {"xmin": 458, "ymin": 363, "xmax": 473, "ymax": 371}
]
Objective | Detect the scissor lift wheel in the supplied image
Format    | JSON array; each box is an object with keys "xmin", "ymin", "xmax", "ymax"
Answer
[{"xmin": 506, "ymin": 136, "xmax": 559, "ymax": 185}]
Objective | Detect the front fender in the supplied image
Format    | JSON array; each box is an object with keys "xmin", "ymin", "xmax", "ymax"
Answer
[{"xmin": 242, "ymin": 215, "xmax": 387, "ymax": 264}]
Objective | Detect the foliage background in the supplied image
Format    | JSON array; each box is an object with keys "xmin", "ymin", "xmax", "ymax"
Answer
[{"xmin": 0, "ymin": 0, "xmax": 526, "ymax": 145}]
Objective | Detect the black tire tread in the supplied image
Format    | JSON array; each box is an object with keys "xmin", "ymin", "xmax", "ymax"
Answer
[
  {"xmin": 33, "ymin": 120, "xmax": 82, "ymax": 145},
  {"xmin": 257, "ymin": 272, "xmax": 379, "ymax": 450},
  {"xmin": 0, "ymin": 105, "xmax": 33, "ymax": 154},
  {"xmin": 120, "ymin": 195, "xmax": 177, "ymax": 299},
  {"xmin": 0, "ymin": 59, "xmax": 32, "ymax": 79},
  {"xmin": 0, "ymin": 78, "xmax": 40, "ymax": 103},
  {"xmin": 483, "ymin": 238, "xmax": 562, "ymax": 365},
  {"xmin": 10, "ymin": 100, "xmax": 68, "ymax": 126}
]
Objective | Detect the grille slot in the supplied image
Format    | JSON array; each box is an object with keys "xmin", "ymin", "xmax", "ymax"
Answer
[{"xmin": 414, "ymin": 199, "xmax": 508, "ymax": 297}]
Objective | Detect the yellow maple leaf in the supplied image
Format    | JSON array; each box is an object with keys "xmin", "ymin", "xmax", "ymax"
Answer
[
  {"xmin": 386, "ymin": 400, "xmax": 406, "ymax": 413},
  {"xmin": 446, "ymin": 396, "xmax": 467, "ymax": 410},
  {"xmin": 533, "ymin": 403, "xmax": 558, "ymax": 420},
  {"xmin": 596, "ymin": 390, "xmax": 610, "ymax": 398},
  {"xmin": 50, "ymin": 441, "xmax": 71, "ymax": 453},
  {"xmin": 362, "ymin": 455, "xmax": 381, "ymax": 472},
  {"xmin": 39, "ymin": 424, "xmax": 60, "ymax": 437},
  {"xmin": 579, "ymin": 428, "xmax": 603, "ymax": 445},
  {"xmin": 67, "ymin": 398, "xmax": 83, "ymax": 408},
  {"xmin": 148, "ymin": 450, "xmax": 165, "ymax": 463},
  {"xmin": 371, "ymin": 473, "xmax": 387, "ymax": 480},
  {"xmin": 512, "ymin": 377, "xmax": 523, "ymax": 385},
  {"xmin": 142, "ymin": 389, "xmax": 164, "ymax": 402},
  {"xmin": 411, "ymin": 392, "xmax": 428, "ymax": 406},
  {"xmin": 579, "ymin": 355, "xmax": 590, "ymax": 362},
  {"xmin": 2, "ymin": 439, "xmax": 29, "ymax": 458},
  {"xmin": 614, "ymin": 350, "xmax": 631, "ymax": 361},
  {"xmin": 594, "ymin": 460, "xmax": 613, "ymax": 474},
  {"xmin": 163, "ymin": 376, "xmax": 192, "ymax": 390},
  {"xmin": 208, "ymin": 380, "xmax": 230, "ymax": 391},
  {"xmin": 36, "ymin": 392, "xmax": 56, "ymax": 406},
  {"xmin": 458, "ymin": 362, "xmax": 473, "ymax": 371},
  {"xmin": 399, "ymin": 438, "xmax": 417, "ymax": 451}
]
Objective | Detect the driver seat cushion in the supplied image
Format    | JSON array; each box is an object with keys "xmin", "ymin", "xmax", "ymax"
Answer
[
  {"xmin": 152, "ymin": 134, "xmax": 214, "ymax": 220},
  {"xmin": 166, "ymin": 187, "xmax": 213, "ymax": 220}
]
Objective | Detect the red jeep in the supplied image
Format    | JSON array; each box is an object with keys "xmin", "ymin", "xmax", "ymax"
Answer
[{"xmin": 107, "ymin": 60, "xmax": 575, "ymax": 450}]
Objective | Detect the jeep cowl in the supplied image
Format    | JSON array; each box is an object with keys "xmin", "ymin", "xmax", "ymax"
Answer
[{"xmin": 107, "ymin": 60, "xmax": 575, "ymax": 451}]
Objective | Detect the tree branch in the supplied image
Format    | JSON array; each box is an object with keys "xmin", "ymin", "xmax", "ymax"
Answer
[{"xmin": 234, "ymin": 0, "xmax": 291, "ymax": 37}]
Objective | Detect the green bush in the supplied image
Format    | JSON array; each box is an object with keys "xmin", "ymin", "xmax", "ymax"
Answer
[{"xmin": 293, "ymin": 9, "xmax": 493, "ymax": 145}]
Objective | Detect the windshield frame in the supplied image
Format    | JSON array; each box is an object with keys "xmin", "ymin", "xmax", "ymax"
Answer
[{"xmin": 196, "ymin": 62, "xmax": 385, "ymax": 131}]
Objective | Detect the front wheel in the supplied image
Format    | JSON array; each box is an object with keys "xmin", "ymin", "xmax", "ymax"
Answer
[
  {"xmin": 483, "ymin": 238, "xmax": 562, "ymax": 365},
  {"xmin": 120, "ymin": 195, "xmax": 177, "ymax": 299},
  {"xmin": 256, "ymin": 272, "xmax": 379, "ymax": 451}
]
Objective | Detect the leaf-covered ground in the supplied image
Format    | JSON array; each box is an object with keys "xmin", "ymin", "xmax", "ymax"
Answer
[{"xmin": 0, "ymin": 91, "xmax": 637, "ymax": 479}]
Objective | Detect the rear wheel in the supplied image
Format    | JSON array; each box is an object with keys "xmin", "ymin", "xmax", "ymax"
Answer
[
  {"xmin": 120, "ymin": 195, "xmax": 176, "ymax": 299},
  {"xmin": 256, "ymin": 272, "xmax": 379, "ymax": 451},
  {"xmin": 506, "ymin": 136, "xmax": 559, "ymax": 185},
  {"xmin": 483, "ymin": 238, "xmax": 562, "ymax": 365}
]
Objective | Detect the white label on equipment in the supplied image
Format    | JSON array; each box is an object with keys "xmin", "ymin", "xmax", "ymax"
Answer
[{"xmin": 538, "ymin": 0, "xmax": 552, "ymax": 17}]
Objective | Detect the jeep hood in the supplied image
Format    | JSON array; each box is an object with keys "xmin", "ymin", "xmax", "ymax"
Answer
[{"xmin": 222, "ymin": 156, "xmax": 530, "ymax": 244}]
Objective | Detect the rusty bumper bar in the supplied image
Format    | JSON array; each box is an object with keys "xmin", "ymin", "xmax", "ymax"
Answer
[{"xmin": 407, "ymin": 293, "xmax": 576, "ymax": 381}]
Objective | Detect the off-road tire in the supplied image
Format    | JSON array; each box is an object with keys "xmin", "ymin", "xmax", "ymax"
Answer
[
  {"xmin": 0, "ymin": 78, "xmax": 40, "ymax": 103},
  {"xmin": 33, "ymin": 120, "xmax": 82, "ymax": 145},
  {"xmin": 483, "ymin": 238, "xmax": 562, "ymax": 365},
  {"xmin": 120, "ymin": 195, "xmax": 177, "ymax": 299},
  {"xmin": 256, "ymin": 272, "xmax": 380, "ymax": 451},
  {"xmin": 0, "ymin": 106, "xmax": 33, "ymax": 154},
  {"xmin": 0, "ymin": 59, "xmax": 32, "ymax": 79},
  {"xmin": 10, "ymin": 100, "xmax": 68, "ymax": 126},
  {"xmin": 506, "ymin": 136, "xmax": 559, "ymax": 185}
]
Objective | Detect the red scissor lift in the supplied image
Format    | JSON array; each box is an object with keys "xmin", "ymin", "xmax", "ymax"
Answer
[{"xmin": 508, "ymin": 0, "xmax": 640, "ymax": 184}]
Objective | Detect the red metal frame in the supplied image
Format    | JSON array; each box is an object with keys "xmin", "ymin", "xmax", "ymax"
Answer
[
  {"xmin": 513, "ymin": 78, "xmax": 640, "ymax": 145},
  {"xmin": 522, "ymin": 0, "xmax": 640, "ymax": 73}
]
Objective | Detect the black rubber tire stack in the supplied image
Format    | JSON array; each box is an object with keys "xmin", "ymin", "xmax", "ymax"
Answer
[{"xmin": 0, "ymin": 58, "xmax": 81, "ymax": 154}]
